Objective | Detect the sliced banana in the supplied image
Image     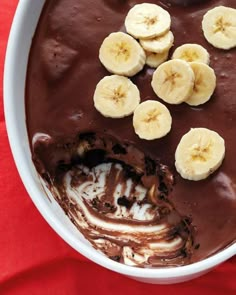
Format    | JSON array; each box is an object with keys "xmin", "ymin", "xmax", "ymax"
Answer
[
  {"xmin": 151, "ymin": 59, "xmax": 195, "ymax": 104},
  {"xmin": 186, "ymin": 62, "xmax": 216, "ymax": 106},
  {"xmin": 93, "ymin": 75, "xmax": 140, "ymax": 118},
  {"xmin": 140, "ymin": 31, "xmax": 174, "ymax": 53},
  {"xmin": 146, "ymin": 50, "xmax": 169, "ymax": 68},
  {"xmin": 202, "ymin": 6, "xmax": 236, "ymax": 50},
  {"xmin": 125, "ymin": 3, "xmax": 171, "ymax": 39},
  {"xmin": 99, "ymin": 32, "xmax": 146, "ymax": 77},
  {"xmin": 133, "ymin": 100, "xmax": 172, "ymax": 140},
  {"xmin": 175, "ymin": 128, "xmax": 225, "ymax": 181},
  {"xmin": 172, "ymin": 43, "xmax": 210, "ymax": 64}
]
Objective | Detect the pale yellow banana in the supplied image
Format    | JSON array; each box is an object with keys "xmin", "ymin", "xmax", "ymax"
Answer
[
  {"xmin": 99, "ymin": 32, "xmax": 146, "ymax": 77},
  {"xmin": 151, "ymin": 59, "xmax": 195, "ymax": 104},
  {"xmin": 172, "ymin": 43, "xmax": 210, "ymax": 64},
  {"xmin": 140, "ymin": 31, "xmax": 174, "ymax": 53},
  {"xmin": 186, "ymin": 62, "xmax": 216, "ymax": 106},
  {"xmin": 202, "ymin": 6, "xmax": 236, "ymax": 50},
  {"xmin": 175, "ymin": 128, "xmax": 225, "ymax": 181},
  {"xmin": 133, "ymin": 100, "xmax": 172, "ymax": 140},
  {"xmin": 93, "ymin": 75, "xmax": 140, "ymax": 118},
  {"xmin": 146, "ymin": 50, "xmax": 169, "ymax": 68},
  {"xmin": 125, "ymin": 3, "xmax": 171, "ymax": 39}
]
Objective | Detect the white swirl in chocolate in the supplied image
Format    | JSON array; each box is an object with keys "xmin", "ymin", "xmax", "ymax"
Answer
[{"xmin": 59, "ymin": 163, "xmax": 190, "ymax": 267}]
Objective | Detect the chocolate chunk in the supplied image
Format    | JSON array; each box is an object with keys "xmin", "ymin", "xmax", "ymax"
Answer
[
  {"xmin": 110, "ymin": 255, "xmax": 121, "ymax": 262},
  {"xmin": 145, "ymin": 157, "xmax": 156, "ymax": 176},
  {"xmin": 158, "ymin": 182, "xmax": 168, "ymax": 195},
  {"xmin": 83, "ymin": 149, "xmax": 106, "ymax": 167},
  {"xmin": 117, "ymin": 196, "xmax": 132, "ymax": 209},
  {"xmin": 112, "ymin": 143, "xmax": 127, "ymax": 155},
  {"xmin": 78, "ymin": 132, "xmax": 96, "ymax": 143},
  {"xmin": 194, "ymin": 244, "xmax": 200, "ymax": 250},
  {"xmin": 57, "ymin": 161, "xmax": 71, "ymax": 172}
]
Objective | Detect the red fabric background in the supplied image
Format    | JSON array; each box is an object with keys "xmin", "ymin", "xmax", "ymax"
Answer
[{"xmin": 0, "ymin": 1, "xmax": 236, "ymax": 294}]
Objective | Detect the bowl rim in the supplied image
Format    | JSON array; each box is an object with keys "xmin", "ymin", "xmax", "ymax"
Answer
[{"xmin": 3, "ymin": 0, "xmax": 236, "ymax": 279}]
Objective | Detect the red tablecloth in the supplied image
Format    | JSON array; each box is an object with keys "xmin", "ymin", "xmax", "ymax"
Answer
[{"xmin": 1, "ymin": 1, "xmax": 236, "ymax": 294}]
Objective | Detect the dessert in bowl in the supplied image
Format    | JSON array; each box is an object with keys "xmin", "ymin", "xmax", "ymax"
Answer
[{"xmin": 4, "ymin": 0, "xmax": 236, "ymax": 284}]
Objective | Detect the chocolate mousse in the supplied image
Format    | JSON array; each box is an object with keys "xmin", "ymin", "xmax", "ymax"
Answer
[{"xmin": 26, "ymin": 0, "xmax": 236, "ymax": 267}]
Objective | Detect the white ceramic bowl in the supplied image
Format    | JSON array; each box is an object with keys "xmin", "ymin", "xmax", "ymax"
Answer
[{"xmin": 4, "ymin": 0, "xmax": 236, "ymax": 284}]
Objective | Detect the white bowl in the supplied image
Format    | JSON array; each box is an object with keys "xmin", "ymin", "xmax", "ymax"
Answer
[{"xmin": 4, "ymin": 0, "xmax": 236, "ymax": 284}]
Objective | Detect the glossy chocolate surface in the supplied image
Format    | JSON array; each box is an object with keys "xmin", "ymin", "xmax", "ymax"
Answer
[{"xmin": 26, "ymin": 0, "xmax": 236, "ymax": 265}]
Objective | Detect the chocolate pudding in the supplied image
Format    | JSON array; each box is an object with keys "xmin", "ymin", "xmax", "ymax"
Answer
[{"xmin": 25, "ymin": 0, "xmax": 236, "ymax": 267}]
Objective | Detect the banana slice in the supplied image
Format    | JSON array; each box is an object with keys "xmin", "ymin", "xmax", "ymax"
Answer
[
  {"xmin": 202, "ymin": 6, "xmax": 236, "ymax": 50},
  {"xmin": 99, "ymin": 32, "xmax": 146, "ymax": 77},
  {"xmin": 175, "ymin": 128, "xmax": 225, "ymax": 181},
  {"xmin": 125, "ymin": 3, "xmax": 171, "ymax": 39},
  {"xmin": 151, "ymin": 59, "xmax": 195, "ymax": 104},
  {"xmin": 133, "ymin": 100, "xmax": 172, "ymax": 140},
  {"xmin": 172, "ymin": 43, "xmax": 210, "ymax": 64},
  {"xmin": 146, "ymin": 50, "xmax": 169, "ymax": 68},
  {"xmin": 186, "ymin": 62, "xmax": 216, "ymax": 106},
  {"xmin": 140, "ymin": 31, "xmax": 174, "ymax": 53},
  {"xmin": 93, "ymin": 75, "xmax": 140, "ymax": 118}
]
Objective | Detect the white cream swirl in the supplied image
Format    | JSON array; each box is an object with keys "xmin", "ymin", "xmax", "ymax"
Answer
[{"xmin": 58, "ymin": 163, "xmax": 191, "ymax": 267}]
